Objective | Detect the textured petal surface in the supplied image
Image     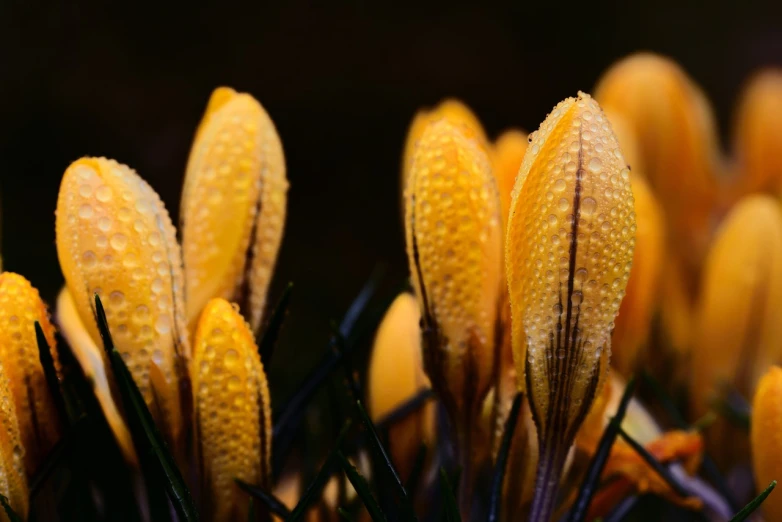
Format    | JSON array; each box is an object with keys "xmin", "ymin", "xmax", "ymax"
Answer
[
  {"xmin": 0, "ymin": 272, "xmax": 60, "ymax": 474},
  {"xmin": 182, "ymin": 87, "xmax": 288, "ymax": 334},
  {"xmin": 404, "ymin": 118, "xmax": 502, "ymax": 419},
  {"xmin": 192, "ymin": 298, "xmax": 272, "ymax": 521},
  {"xmin": 0, "ymin": 361, "xmax": 28, "ymax": 519},
  {"xmin": 492, "ymin": 128, "xmax": 529, "ymax": 226},
  {"xmin": 368, "ymin": 293, "xmax": 434, "ymax": 479},
  {"xmin": 751, "ymin": 365, "xmax": 782, "ymax": 521},
  {"xmin": 55, "ymin": 157, "xmax": 189, "ymax": 451}
]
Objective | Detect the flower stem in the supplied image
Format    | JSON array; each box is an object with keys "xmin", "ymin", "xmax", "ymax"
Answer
[{"xmin": 528, "ymin": 440, "xmax": 568, "ymax": 522}]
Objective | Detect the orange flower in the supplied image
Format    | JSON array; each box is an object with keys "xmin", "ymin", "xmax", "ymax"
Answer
[{"xmin": 751, "ymin": 365, "xmax": 782, "ymax": 521}]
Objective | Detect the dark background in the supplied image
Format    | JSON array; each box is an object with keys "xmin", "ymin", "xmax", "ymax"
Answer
[{"xmin": 1, "ymin": 2, "xmax": 781, "ymax": 400}]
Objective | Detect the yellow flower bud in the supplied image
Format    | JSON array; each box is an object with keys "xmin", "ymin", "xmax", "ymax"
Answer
[
  {"xmin": 492, "ymin": 129, "xmax": 529, "ymax": 225},
  {"xmin": 56, "ymin": 287, "xmax": 137, "ymax": 465},
  {"xmin": 55, "ymin": 157, "xmax": 189, "ymax": 452},
  {"xmin": 0, "ymin": 273, "xmax": 60, "ymax": 474},
  {"xmin": 506, "ymin": 92, "xmax": 635, "ymax": 520},
  {"xmin": 691, "ymin": 195, "xmax": 782, "ymax": 464},
  {"xmin": 751, "ymin": 365, "xmax": 782, "ymax": 521},
  {"xmin": 732, "ymin": 69, "xmax": 782, "ymax": 196},
  {"xmin": 181, "ymin": 87, "xmax": 288, "ymax": 333},
  {"xmin": 0, "ymin": 361, "xmax": 28, "ymax": 520},
  {"xmin": 401, "ymin": 99, "xmax": 488, "ymax": 192},
  {"xmin": 192, "ymin": 298, "xmax": 272, "ymax": 521},
  {"xmin": 368, "ymin": 293, "xmax": 435, "ymax": 480},
  {"xmin": 404, "ymin": 117, "xmax": 502, "ymax": 423},
  {"xmin": 595, "ymin": 53, "xmax": 721, "ymax": 274},
  {"xmin": 611, "ymin": 175, "xmax": 665, "ymax": 376}
]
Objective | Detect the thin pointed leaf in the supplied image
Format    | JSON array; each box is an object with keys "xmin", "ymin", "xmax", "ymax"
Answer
[
  {"xmin": 603, "ymin": 494, "xmax": 640, "ymax": 522},
  {"xmin": 339, "ymin": 263, "xmax": 386, "ymax": 338},
  {"xmin": 338, "ymin": 450, "xmax": 387, "ymax": 522},
  {"xmin": 94, "ymin": 295, "xmax": 198, "ymax": 522},
  {"xmin": 439, "ymin": 468, "xmax": 461, "ymax": 522},
  {"xmin": 34, "ymin": 321, "xmax": 69, "ymax": 425},
  {"xmin": 616, "ymin": 426, "xmax": 690, "ymax": 498},
  {"xmin": 405, "ymin": 443, "xmax": 428, "ymax": 500},
  {"xmin": 235, "ymin": 478, "xmax": 291, "ymax": 519},
  {"xmin": 0, "ymin": 494, "xmax": 22, "ymax": 522},
  {"xmin": 289, "ymin": 420, "xmax": 353, "ymax": 522},
  {"xmin": 375, "ymin": 388, "xmax": 435, "ymax": 431},
  {"xmin": 729, "ymin": 480, "xmax": 777, "ymax": 522},
  {"xmin": 488, "ymin": 392, "xmax": 523, "ymax": 522},
  {"xmin": 567, "ymin": 377, "xmax": 637, "ymax": 522},
  {"xmin": 257, "ymin": 282, "xmax": 293, "ymax": 366},
  {"xmin": 247, "ymin": 498, "xmax": 255, "ymax": 522}
]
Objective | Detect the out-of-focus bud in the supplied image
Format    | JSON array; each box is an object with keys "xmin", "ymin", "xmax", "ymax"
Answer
[
  {"xmin": 55, "ymin": 157, "xmax": 190, "ymax": 453},
  {"xmin": 611, "ymin": 176, "xmax": 665, "ymax": 376},
  {"xmin": 492, "ymin": 129, "xmax": 529, "ymax": 225},
  {"xmin": 751, "ymin": 365, "xmax": 782, "ymax": 522},
  {"xmin": 401, "ymin": 99, "xmax": 488, "ymax": 192},
  {"xmin": 595, "ymin": 53, "xmax": 721, "ymax": 275},
  {"xmin": 0, "ymin": 273, "xmax": 60, "ymax": 474},
  {"xmin": 368, "ymin": 293, "xmax": 435, "ymax": 480},
  {"xmin": 181, "ymin": 87, "xmax": 288, "ymax": 334},
  {"xmin": 506, "ymin": 92, "xmax": 635, "ymax": 521},
  {"xmin": 404, "ymin": 117, "xmax": 502, "ymax": 429},
  {"xmin": 56, "ymin": 287, "xmax": 137, "ymax": 464},
  {"xmin": 192, "ymin": 298, "xmax": 272, "ymax": 521},
  {"xmin": 0, "ymin": 362, "xmax": 28, "ymax": 520},
  {"xmin": 691, "ymin": 195, "xmax": 782, "ymax": 464},
  {"xmin": 732, "ymin": 69, "xmax": 782, "ymax": 196}
]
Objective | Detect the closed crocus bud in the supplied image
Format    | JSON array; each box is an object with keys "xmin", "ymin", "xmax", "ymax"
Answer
[
  {"xmin": 401, "ymin": 98, "xmax": 488, "ymax": 192},
  {"xmin": 0, "ymin": 273, "xmax": 60, "ymax": 474},
  {"xmin": 56, "ymin": 287, "xmax": 137, "ymax": 464},
  {"xmin": 691, "ymin": 195, "xmax": 782, "ymax": 464},
  {"xmin": 595, "ymin": 53, "xmax": 721, "ymax": 275},
  {"xmin": 492, "ymin": 129, "xmax": 529, "ymax": 225},
  {"xmin": 181, "ymin": 87, "xmax": 288, "ymax": 334},
  {"xmin": 611, "ymin": 175, "xmax": 665, "ymax": 376},
  {"xmin": 0, "ymin": 362, "xmax": 28, "ymax": 520},
  {"xmin": 192, "ymin": 298, "xmax": 272, "ymax": 521},
  {"xmin": 732, "ymin": 69, "xmax": 782, "ymax": 196},
  {"xmin": 368, "ymin": 293, "xmax": 435, "ymax": 480},
  {"xmin": 55, "ymin": 157, "xmax": 189, "ymax": 453},
  {"xmin": 404, "ymin": 117, "xmax": 502, "ymax": 433},
  {"xmin": 751, "ymin": 365, "xmax": 782, "ymax": 521},
  {"xmin": 506, "ymin": 92, "xmax": 635, "ymax": 521}
]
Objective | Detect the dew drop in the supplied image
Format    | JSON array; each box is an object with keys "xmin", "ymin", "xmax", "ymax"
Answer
[
  {"xmin": 110, "ymin": 234, "xmax": 128, "ymax": 251},
  {"xmin": 78, "ymin": 204, "xmax": 94, "ymax": 219},
  {"xmin": 96, "ymin": 185, "xmax": 113, "ymax": 203},
  {"xmin": 558, "ymin": 198, "xmax": 569, "ymax": 212},
  {"xmin": 588, "ymin": 158, "xmax": 602, "ymax": 173},
  {"xmin": 581, "ymin": 197, "xmax": 597, "ymax": 216}
]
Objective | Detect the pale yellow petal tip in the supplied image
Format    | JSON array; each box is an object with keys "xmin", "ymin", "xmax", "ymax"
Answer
[
  {"xmin": 55, "ymin": 287, "xmax": 138, "ymax": 466},
  {"xmin": 193, "ymin": 298, "xmax": 272, "ymax": 519},
  {"xmin": 55, "ymin": 156, "xmax": 188, "ymax": 453},
  {"xmin": 0, "ymin": 272, "xmax": 61, "ymax": 474},
  {"xmin": 405, "ymin": 117, "xmax": 502, "ymax": 417},
  {"xmin": 182, "ymin": 89, "xmax": 287, "ymax": 335},
  {"xmin": 492, "ymin": 128, "xmax": 529, "ymax": 224}
]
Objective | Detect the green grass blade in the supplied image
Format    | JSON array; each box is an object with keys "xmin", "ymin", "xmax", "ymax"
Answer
[
  {"xmin": 616, "ymin": 426, "xmax": 690, "ymax": 498},
  {"xmin": 257, "ymin": 282, "xmax": 293, "ymax": 366},
  {"xmin": 439, "ymin": 468, "xmax": 461, "ymax": 522},
  {"xmin": 338, "ymin": 450, "xmax": 387, "ymax": 522},
  {"xmin": 729, "ymin": 480, "xmax": 777, "ymax": 522},
  {"xmin": 0, "ymin": 494, "xmax": 22, "ymax": 522},
  {"xmin": 34, "ymin": 321, "xmax": 70, "ymax": 425},
  {"xmin": 94, "ymin": 295, "xmax": 199, "ymax": 521},
  {"xmin": 235, "ymin": 478, "xmax": 291, "ymax": 519}
]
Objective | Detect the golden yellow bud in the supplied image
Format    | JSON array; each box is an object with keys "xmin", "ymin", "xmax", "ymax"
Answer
[
  {"xmin": 506, "ymin": 92, "xmax": 635, "ymax": 520},
  {"xmin": 0, "ymin": 273, "xmax": 60, "ymax": 474},
  {"xmin": 404, "ymin": 117, "xmax": 502, "ymax": 421},
  {"xmin": 492, "ymin": 129, "xmax": 529, "ymax": 225},
  {"xmin": 192, "ymin": 298, "xmax": 272, "ymax": 521},
  {"xmin": 181, "ymin": 87, "xmax": 288, "ymax": 333},
  {"xmin": 751, "ymin": 365, "xmax": 782, "ymax": 521},
  {"xmin": 732, "ymin": 69, "xmax": 782, "ymax": 195},
  {"xmin": 402, "ymin": 98, "xmax": 488, "ymax": 192},
  {"xmin": 595, "ymin": 53, "xmax": 720, "ymax": 273},
  {"xmin": 691, "ymin": 195, "xmax": 782, "ymax": 464},
  {"xmin": 368, "ymin": 293, "xmax": 435, "ymax": 480},
  {"xmin": 55, "ymin": 157, "xmax": 189, "ymax": 451},
  {"xmin": 611, "ymin": 175, "xmax": 665, "ymax": 376},
  {"xmin": 0, "ymin": 361, "xmax": 28, "ymax": 520},
  {"xmin": 56, "ymin": 287, "xmax": 137, "ymax": 464}
]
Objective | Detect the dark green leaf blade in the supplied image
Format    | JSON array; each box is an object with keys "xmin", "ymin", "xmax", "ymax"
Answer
[
  {"xmin": 235, "ymin": 478, "xmax": 291, "ymax": 519},
  {"xmin": 488, "ymin": 392, "xmax": 523, "ymax": 522},
  {"xmin": 616, "ymin": 426, "xmax": 690, "ymax": 498},
  {"xmin": 338, "ymin": 450, "xmax": 387, "ymax": 522},
  {"xmin": 94, "ymin": 294, "xmax": 198, "ymax": 522},
  {"xmin": 0, "ymin": 494, "xmax": 22, "ymax": 522},
  {"xmin": 257, "ymin": 282, "xmax": 293, "ymax": 366},
  {"xmin": 439, "ymin": 468, "xmax": 461, "ymax": 522},
  {"xmin": 34, "ymin": 321, "xmax": 69, "ymax": 425},
  {"xmin": 729, "ymin": 480, "xmax": 777, "ymax": 522}
]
